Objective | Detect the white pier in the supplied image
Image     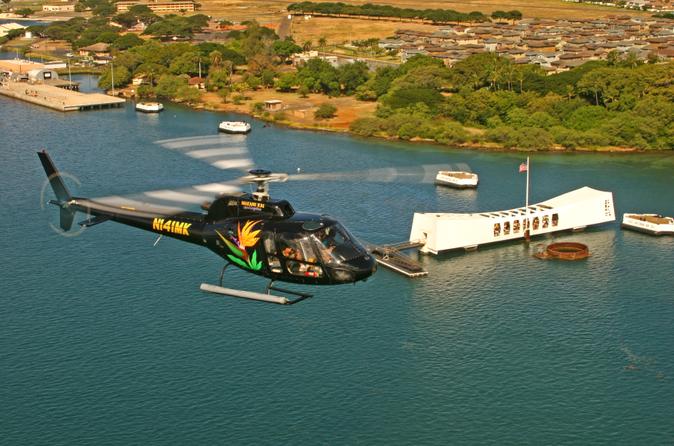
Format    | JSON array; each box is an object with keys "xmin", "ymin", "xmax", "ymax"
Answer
[{"xmin": 0, "ymin": 81, "xmax": 125, "ymax": 111}]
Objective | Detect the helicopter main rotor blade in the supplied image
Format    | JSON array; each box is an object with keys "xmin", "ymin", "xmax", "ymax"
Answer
[
  {"xmin": 154, "ymin": 134, "xmax": 254, "ymax": 172},
  {"xmin": 93, "ymin": 180, "xmax": 243, "ymax": 211},
  {"xmin": 288, "ymin": 164, "xmax": 468, "ymax": 184}
]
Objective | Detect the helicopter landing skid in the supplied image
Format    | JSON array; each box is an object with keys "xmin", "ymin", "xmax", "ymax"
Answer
[{"xmin": 199, "ymin": 266, "xmax": 312, "ymax": 305}]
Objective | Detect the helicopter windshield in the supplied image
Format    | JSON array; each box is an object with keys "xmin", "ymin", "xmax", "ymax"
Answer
[{"xmin": 311, "ymin": 224, "xmax": 365, "ymax": 265}]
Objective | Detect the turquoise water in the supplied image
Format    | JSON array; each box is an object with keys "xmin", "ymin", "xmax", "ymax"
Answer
[{"xmin": 1, "ymin": 78, "xmax": 673, "ymax": 445}]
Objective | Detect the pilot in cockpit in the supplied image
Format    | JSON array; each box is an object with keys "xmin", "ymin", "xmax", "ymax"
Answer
[{"xmin": 315, "ymin": 228, "xmax": 336, "ymax": 262}]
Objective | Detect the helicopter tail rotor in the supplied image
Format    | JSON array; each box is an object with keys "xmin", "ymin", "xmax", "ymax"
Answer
[{"xmin": 38, "ymin": 150, "xmax": 77, "ymax": 231}]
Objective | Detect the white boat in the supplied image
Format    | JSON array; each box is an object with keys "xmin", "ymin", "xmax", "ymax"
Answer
[
  {"xmin": 409, "ymin": 186, "xmax": 615, "ymax": 254},
  {"xmin": 135, "ymin": 102, "xmax": 163, "ymax": 113},
  {"xmin": 218, "ymin": 121, "xmax": 251, "ymax": 134},
  {"xmin": 621, "ymin": 213, "xmax": 674, "ymax": 236},
  {"xmin": 435, "ymin": 171, "xmax": 478, "ymax": 189}
]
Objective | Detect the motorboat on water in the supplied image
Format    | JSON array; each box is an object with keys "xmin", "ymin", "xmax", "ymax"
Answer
[
  {"xmin": 621, "ymin": 213, "xmax": 674, "ymax": 235},
  {"xmin": 135, "ymin": 102, "xmax": 164, "ymax": 113},
  {"xmin": 435, "ymin": 171, "xmax": 479, "ymax": 189},
  {"xmin": 218, "ymin": 121, "xmax": 252, "ymax": 134}
]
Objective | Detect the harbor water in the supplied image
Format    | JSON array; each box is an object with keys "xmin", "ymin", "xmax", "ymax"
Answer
[{"xmin": 1, "ymin": 76, "xmax": 673, "ymax": 445}]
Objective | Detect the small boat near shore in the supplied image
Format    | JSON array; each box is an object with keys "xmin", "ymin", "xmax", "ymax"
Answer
[
  {"xmin": 219, "ymin": 121, "xmax": 251, "ymax": 134},
  {"xmin": 435, "ymin": 171, "xmax": 478, "ymax": 189},
  {"xmin": 621, "ymin": 213, "xmax": 674, "ymax": 236},
  {"xmin": 135, "ymin": 102, "xmax": 163, "ymax": 113}
]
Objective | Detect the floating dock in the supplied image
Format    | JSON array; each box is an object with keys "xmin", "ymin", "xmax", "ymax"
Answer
[
  {"xmin": 370, "ymin": 241, "xmax": 428, "ymax": 278},
  {"xmin": 0, "ymin": 81, "xmax": 125, "ymax": 111}
]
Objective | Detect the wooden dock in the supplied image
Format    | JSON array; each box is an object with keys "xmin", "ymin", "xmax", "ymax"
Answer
[{"xmin": 0, "ymin": 81, "xmax": 125, "ymax": 111}]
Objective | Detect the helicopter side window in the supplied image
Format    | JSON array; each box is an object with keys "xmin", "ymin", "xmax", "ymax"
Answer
[
  {"xmin": 277, "ymin": 233, "xmax": 322, "ymax": 276},
  {"xmin": 286, "ymin": 260, "xmax": 324, "ymax": 278},
  {"xmin": 263, "ymin": 235, "xmax": 282, "ymax": 273}
]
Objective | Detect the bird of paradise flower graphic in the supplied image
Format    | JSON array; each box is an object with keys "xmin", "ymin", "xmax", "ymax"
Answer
[{"xmin": 215, "ymin": 220, "xmax": 263, "ymax": 271}]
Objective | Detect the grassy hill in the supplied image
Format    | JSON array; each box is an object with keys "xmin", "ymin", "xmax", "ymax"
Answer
[{"xmin": 197, "ymin": 0, "xmax": 646, "ymax": 23}]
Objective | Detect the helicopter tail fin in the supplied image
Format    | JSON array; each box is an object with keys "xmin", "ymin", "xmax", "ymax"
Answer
[{"xmin": 38, "ymin": 150, "xmax": 76, "ymax": 231}]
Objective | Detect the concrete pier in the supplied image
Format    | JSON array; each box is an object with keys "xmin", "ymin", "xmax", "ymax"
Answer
[{"xmin": 0, "ymin": 80, "xmax": 125, "ymax": 111}]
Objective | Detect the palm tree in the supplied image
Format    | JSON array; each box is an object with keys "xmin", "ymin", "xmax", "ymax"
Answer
[
  {"xmin": 502, "ymin": 61, "xmax": 515, "ymax": 91},
  {"xmin": 318, "ymin": 36, "xmax": 327, "ymax": 49},
  {"xmin": 487, "ymin": 57, "xmax": 502, "ymax": 91},
  {"xmin": 302, "ymin": 40, "xmax": 313, "ymax": 52},
  {"xmin": 209, "ymin": 50, "xmax": 223, "ymax": 69}
]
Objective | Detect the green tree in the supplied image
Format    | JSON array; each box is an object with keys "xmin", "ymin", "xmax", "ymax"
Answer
[
  {"xmin": 96, "ymin": 31, "xmax": 120, "ymax": 44},
  {"xmin": 136, "ymin": 84, "xmax": 155, "ymax": 98},
  {"xmin": 134, "ymin": 62, "xmax": 166, "ymax": 85},
  {"xmin": 272, "ymin": 38, "xmax": 302, "ymax": 63},
  {"xmin": 155, "ymin": 74, "xmax": 188, "ymax": 98},
  {"xmin": 168, "ymin": 51, "xmax": 201, "ymax": 76},
  {"xmin": 260, "ymin": 69, "xmax": 276, "ymax": 87},
  {"xmin": 43, "ymin": 25, "xmax": 78, "ymax": 42},
  {"xmin": 355, "ymin": 66, "xmax": 397, "ymax": 100},
  {"xmin": 295, "ymin": 58, "xmax": 339, "ymax": 95},
  {"xmin": 337, "ymin": 61, "xmax": 369, "ymax": 95},
  {"xmin": 112, "ymin": 33, "xmax": 144, "ymax": 50},
  {"xmin": 275, "ymin": 72, "xmax": 296, "ymax": 92},
  {"xmin": 98, "ymin": 65, "xmax": 131, "ymax": 90},
  {"xmin": 175, "ymin": 85, "xmax": 201, "ymax": 103},
  {"xmin": 218, "ymin": 86, "xmax": 232, "ymax": 103},
  {"xmin": 209, "ymin": 50, "xmax": 223, "ymax": 69},
  {"xmin": 576, "ymin": 69, "xmax": 605, "ymax": 105},
  {"xmin": 244, "ymin": 74, "xmax": 261, "ymax": 90},
  {"xmin": 564, "ymin": 106, "xmax": 609, "ymax": 131},
  {"xmin": 206, "ymin": 67, "xmax": 231, "ymax": 91},
  {"xmin": 381, "ymin": 87, "xmax": 443, "ymax": 112},
  {"xmin": 16, "ymin": 7, "xmax": 34, "ymax": 17},
  {"xmin": 350, "ymin": 117, "xmax": 383, "ymax": 136},
  {"xmin": 314, "ymin": 103, "xmax": 337, "ymax": 119}
]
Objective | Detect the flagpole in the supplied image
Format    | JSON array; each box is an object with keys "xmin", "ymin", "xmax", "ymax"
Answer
[
  {"xmin": 525, "ymin": 156, "xmax": 529, "ymax": 210},
  {"xmin": 525, "ymin": 156, "xmax": 530, "ymax": 241}
]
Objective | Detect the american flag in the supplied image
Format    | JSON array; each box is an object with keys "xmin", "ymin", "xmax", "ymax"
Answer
[{"xmin": 519, "ymin": 162, "xmax": 528, "ymax": 173}]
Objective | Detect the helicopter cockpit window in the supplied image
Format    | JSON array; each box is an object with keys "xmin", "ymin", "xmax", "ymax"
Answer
[{"xmin": 312, "ymin": 224, "xmax": 364, "ymax": 265}]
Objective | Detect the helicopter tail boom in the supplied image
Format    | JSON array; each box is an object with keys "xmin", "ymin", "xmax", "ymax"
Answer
[{"xmin": 38, "ymin": 150, "xmax": 76, "ymax": 231}]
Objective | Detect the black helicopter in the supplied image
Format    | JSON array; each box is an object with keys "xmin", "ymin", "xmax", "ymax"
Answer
[{"xmin": 38, "ymin": 150, "xmax": 377, "ymax": 304}]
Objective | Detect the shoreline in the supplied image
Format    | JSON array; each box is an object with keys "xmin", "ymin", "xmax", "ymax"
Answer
[
  {"xmin": 126, "ymin": 85, "xmax": 669, "ymax": 154},
  {"xmin": 192, "ymin": 94, "xmax": 656, "ymax": 154}
]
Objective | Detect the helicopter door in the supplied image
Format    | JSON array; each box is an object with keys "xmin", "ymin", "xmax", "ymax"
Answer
[
  {"xmin": 277, "ymin": 233, "xmax": 324, "ymax": 278},
  {"xmin": 263, "ymin": 233, "xmax": 282, "ymax": 273}
]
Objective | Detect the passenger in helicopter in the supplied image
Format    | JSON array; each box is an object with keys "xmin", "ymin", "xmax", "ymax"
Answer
[{"xmin": 282, "ymin": 246, "xmax": 303, "ymax": 261}]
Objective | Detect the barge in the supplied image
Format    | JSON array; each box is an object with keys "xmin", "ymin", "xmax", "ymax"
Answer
[
  {"xmin": 219, "ymin": 121, "xmax": 251, "ymax": 134},
  {"xmin": 136, "ymin": 102, "xmax": 164, "ymax": 113},
  {"xmin": 410, "ymin": 186, "xmax": 615, "ymax": 254},
  {"xmin": 621, "ymin": 213, "xmax": 674, "ymax": 236},
  {"xmin": 435, "ymin": 171, "xmax": 478, "ymax": 189}
]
